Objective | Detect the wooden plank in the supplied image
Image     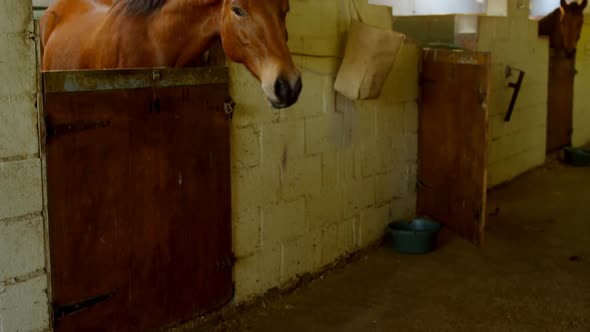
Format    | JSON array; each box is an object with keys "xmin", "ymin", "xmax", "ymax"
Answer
[
  {"xmin": 421, "ymin": 47, "xmax": 489, "ymax": 65},
  {"xmin": 45, "ymin": 84, "xmax": 232, "ymax": 331},
  {"xmin": 418, "ymin": 48, "xmax": 490, "ymax": 245},
  {"xmin": 43, "ymin": 66, "xmax": 229, "ymax": 93},
  {"xmin": 546, "ymin": 53, "xmax": 574, "ymax": 153}
]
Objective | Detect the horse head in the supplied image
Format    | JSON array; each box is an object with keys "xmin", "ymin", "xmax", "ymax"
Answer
[
  {"xmin": 559, "ymin": 0, "xmax": 587, "ymax": 58},
  {"xmin": 219, "ymin": 0, "xmax": 302, "ymax": 109}
]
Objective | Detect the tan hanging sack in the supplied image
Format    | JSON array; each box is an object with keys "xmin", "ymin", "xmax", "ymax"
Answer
[{"xmin": 334, "ymin": 1, "xmax": 406, "ymax": 100}]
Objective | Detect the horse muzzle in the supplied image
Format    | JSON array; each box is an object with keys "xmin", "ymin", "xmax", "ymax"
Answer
[{"xmin": 271, "ymin": 75, "xmax": 302, "ymax": 109}]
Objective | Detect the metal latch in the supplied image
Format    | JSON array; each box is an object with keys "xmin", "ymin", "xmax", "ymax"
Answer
[
  {"xmin": 45, "ymin": 117, "xmax": 111, "ymax": 140},
  {"xmin": 53, "ymin": 292, "xmax": 115, "ymax": 322},
  {"xmin": 504, "ymin": 66, "xmax": 526, "ymax": 122}
]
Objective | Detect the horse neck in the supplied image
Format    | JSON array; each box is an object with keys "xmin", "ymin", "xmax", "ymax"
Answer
[
  {"xmin": 148, "ymin": 0, "xmax": 223, "ymax": 66},
  {"xmin": 539, "ymin": 8, "xmax": 563, "ymax": 49}
]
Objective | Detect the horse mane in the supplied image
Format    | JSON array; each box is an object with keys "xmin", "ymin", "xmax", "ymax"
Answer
[
  {"xmin": 538, "ymin": 7, "xmax": 560, "ymax": 37},
  {"xmin": 114, "ymin": 0, "xmax": 221, "ymax": 16},
  {"xmin": 121, "ymin": 0, "xmax": 166, "ymax": 15}
]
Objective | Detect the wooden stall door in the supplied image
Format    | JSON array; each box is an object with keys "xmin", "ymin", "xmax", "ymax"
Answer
[
  {"xmin": 44, "ymin": 68, "xmax": 233, "ymax": 332},
  {"xmin": 418, "ymin": 48, "xmax": 490, "ymax": 246},
  {"xmin": 546, "ymin": 52, "xmax": 575, "ymax": 153}
]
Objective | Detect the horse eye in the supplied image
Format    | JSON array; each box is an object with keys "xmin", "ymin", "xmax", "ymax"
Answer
[{"xmin": 232, "ymin": 6, "xmax": 246, "ymax": 17}]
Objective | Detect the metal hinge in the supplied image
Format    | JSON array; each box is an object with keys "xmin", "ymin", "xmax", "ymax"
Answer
[
  {"xmin": 26, "ymin": 31, "xmax": 36, "ymax": 41},
  {"xmin": 224, "ymin": 96, "xmax": 236, "ymax": 120},
  {"xmin": 53, "ymin": 292, "xmax": 115, "ymax": 322},
  {"xmin": 45, "ymin": 117, "xmax": 111, "ymax": 140},
  {"xmin": 418, "ymin": 75, "xmax": 435, "ymax": 86},
  {"xmin": 216, "ymin": 253, "xmax": 236, "ymax": 272},
  {"xmin": 417, "ymin": 179, "xmax": 433, "ymax": 190}
]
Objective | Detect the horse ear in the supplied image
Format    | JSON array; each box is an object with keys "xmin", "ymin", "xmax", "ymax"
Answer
[
  {"xmin": 561, "ymin": 0, "xmax": 567, "ymax": 8},
  {"xmin": 582, "ymin": 0, "xmax": 588, "ymax": 10}
]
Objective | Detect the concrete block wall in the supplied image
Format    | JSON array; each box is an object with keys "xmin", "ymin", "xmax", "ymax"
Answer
[
  {"xmin": 230, "ymin": 0, "xmax": 419, "ymax": 302},
  {"xmin": 573, "ymin": 20, "xmax": 590, "ymax": 147},
  {"xmin": 0, "ymin": 1, "xmax": 49, "ymax": 332},
  {"xmin": 477, "ymin": 0, "xmax": 550, "ymax": 188}
]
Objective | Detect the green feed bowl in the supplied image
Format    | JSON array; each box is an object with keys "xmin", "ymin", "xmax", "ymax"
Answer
[
  {"xmin": 564, "ymin": 147, "xmax": 590, "ymax": 166},
  {"xmin": 387, "ymin": 218, "xmax": 442, "ymax": 254}
]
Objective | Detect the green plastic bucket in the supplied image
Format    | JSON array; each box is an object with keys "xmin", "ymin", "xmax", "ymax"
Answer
[
  {"xmin": 564, "ymin": 147, "xmax": 590, "ymax": 166},
  {"xmin": 387, "ymin": 218, "xmax": 442, "ymax": 254}
]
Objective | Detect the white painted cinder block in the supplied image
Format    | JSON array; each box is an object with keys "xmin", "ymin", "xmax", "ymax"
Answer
[
  {"xmin": 0, "ymin": 35, "xmax": 36, "ymax": 97},
  {"xmin": 573, "ymin": 25, "xmax": 590, "ymax": 146},
  {"xmin": 232, "ymin": 207, "xmax": 261, "ymax": 259},
  {"xmin": 375, "ymin": 168, "xmax": 407, "ymax": 205},
  {"xmin": 342, "ymin": 177, "xmax": 376, "ymax": 219},
  {"xmin": 307, "ymin": 186, "xmax": 342, "ymax": 231},
  {"xmin": 304, "ymin": 112, "xmax": 344, "ymax": 155},
  {"xmin": 377, "ymin": 142, "xmax": 406, "ymax": 174},
  {"xmin": 0, "ymin": 159, "xmax": 43, "ymax": 220},
  {"xmin": 321, "ymin": 151, "xmax": 339, "ymax": 188},
  {"xmin": 0, "ymin": 216, "xmax": 45, "ymax": 281},
  {"xmin": 280, "ymin": 155, "xmax": 322, "ymax": 201},
  {"xmin": 231, "ymin": 126, "xmax": 260, "ymax": 169},
  {"xmin": 403, "ymin": 101, "xmax": 419, "ymax": 134},
  {"xmin": 0, "ymin": 1, "xmax": 34, "ymax": 33},
  {"xmin": 359, "ymin": 205, "xmax": 391, "ymax": 246},
  {"xmin": 337, "ymin": 147, "xmax": 356, "ymax": 184},
  {"xmin": 0, "ymin": 276, "xmax": 49, "ymax": 332},
  {"xmin": 231, "ymin": 165, "xmax": 279, "ymax": 221},
  {"xmin": 33, "ymin": 0, "xmax": 55, "ymax": 6},
  {"xmin": 337, "ymin": 217, "xmax": 358, "ymax": 255},
  {"xmin": 318, "ymin": 222, "xmax": 339, "ymax": 267},
  {"xmin": 375, "ymin": 103, "xmax": 404, "ymax": 140},
  {"xmin": 261, "ymin": 120, "xmax": 305, "ymax": 161},
  {"xmin": 282, "ymin": 231, "xmax": 321, "ymax": 280},
  {"xmin": 388, "ymin": 45, "xmax": 420, "ymax": 103},
  {"xmin": 358, "ymin": 142, "xmax": 380, "ymax": 178},
  {"xmin": 352, "ymin": 103, "xmax": 377, "ymax": 143},
  {"xmin": 262, "ymin": 199, "xmax": 306, "ymax": 247},
  {"xmin": 0, "ymin": 99, "xmax": 39, "ymax": 159},
  {"xmin": 233, "ymin": 244, "xmax": 282, "ymax": 302},
  {"xmin": 403, "ymin": 133, "xmax": 418, "ymax": 162}
]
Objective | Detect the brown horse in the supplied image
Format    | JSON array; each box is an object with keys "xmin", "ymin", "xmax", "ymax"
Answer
[
  {"xmin": 539, "ymin": 0, "xmax": 587, "ymax": 58},
  {"xmin": 40, "ymin": 0, "xmax": 302, "ymax": 108}
]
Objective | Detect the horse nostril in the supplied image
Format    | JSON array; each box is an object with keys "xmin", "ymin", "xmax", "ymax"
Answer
[
  {"xmin": 274, "ymin": 78, "xmax": 290, "ymax": 99},
  {"xmin": 273, "ymin": 76, "xmax": 302, "ymax": 108}
]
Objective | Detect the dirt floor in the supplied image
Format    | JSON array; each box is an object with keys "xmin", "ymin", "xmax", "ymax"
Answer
[{"xmin": 187, "ymin": 161, "xmax": 590, "ymax": 332}]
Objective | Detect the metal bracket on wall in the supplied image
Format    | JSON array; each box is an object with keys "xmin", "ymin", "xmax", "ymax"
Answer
[{"xmin": 504, "ymin": 66, "xmax": 526, "ymax": 122}]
